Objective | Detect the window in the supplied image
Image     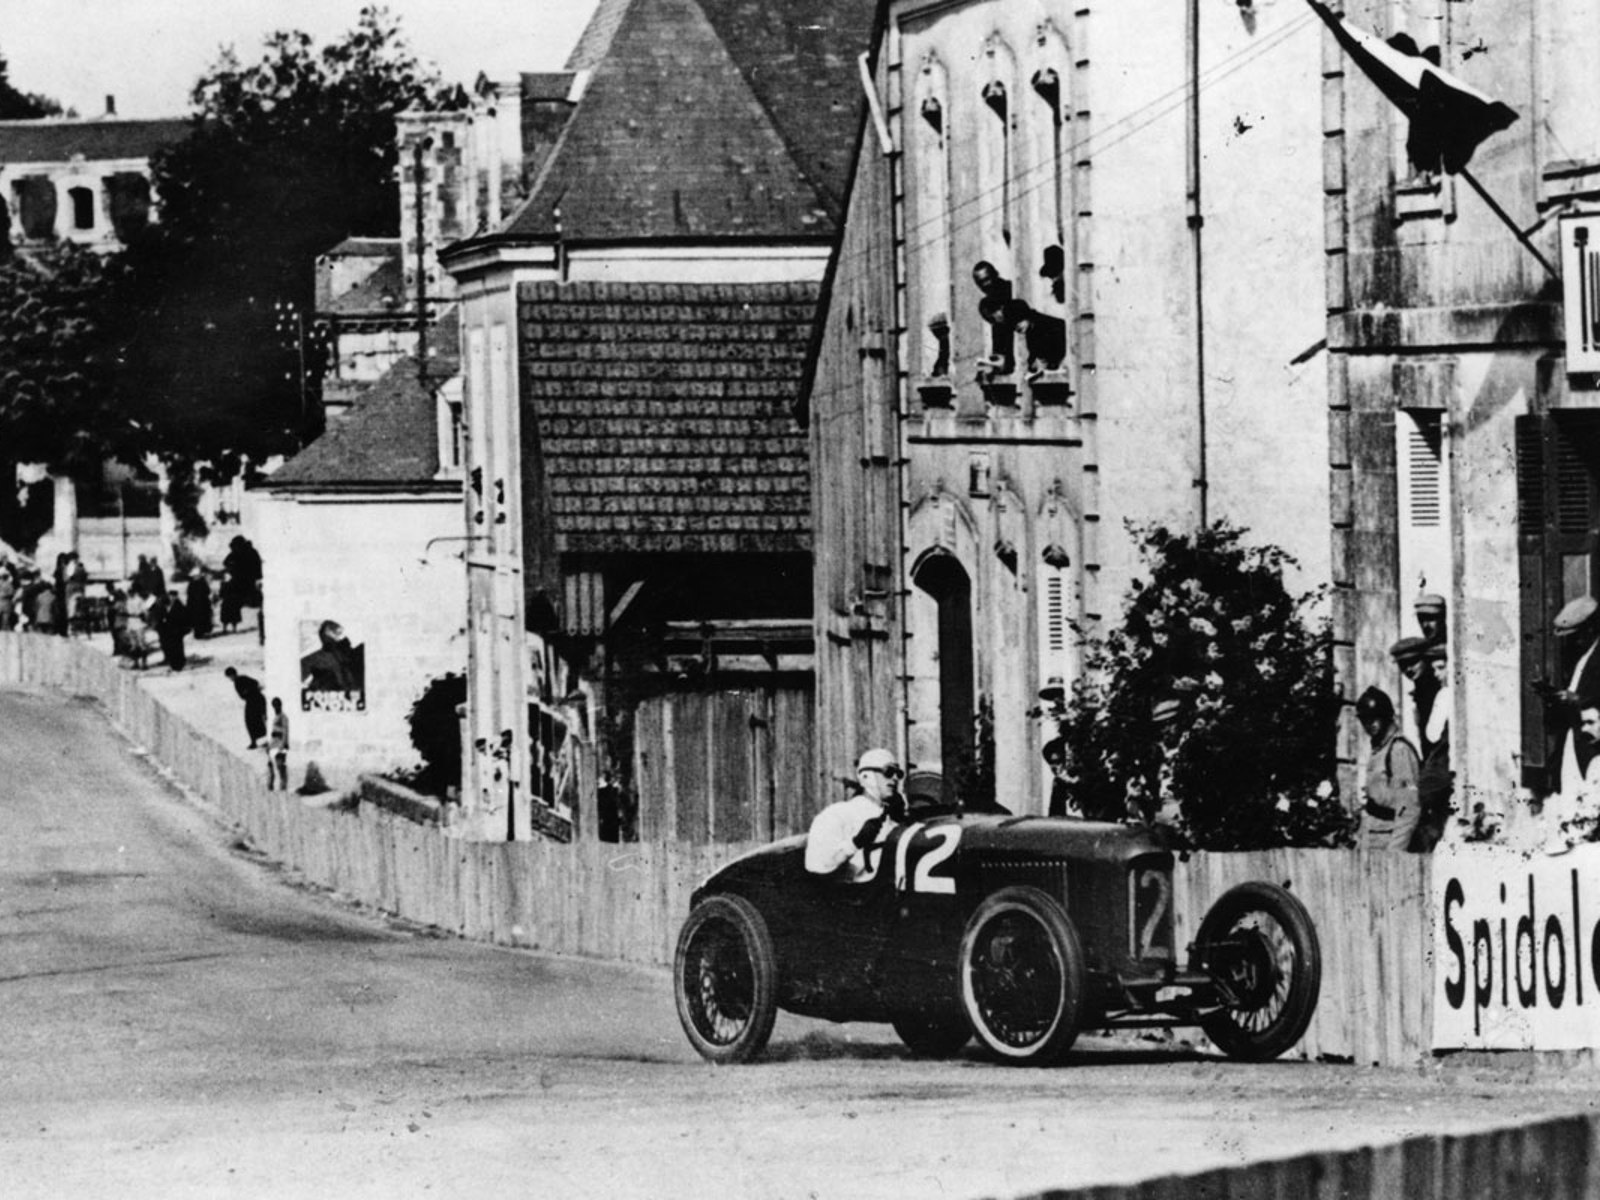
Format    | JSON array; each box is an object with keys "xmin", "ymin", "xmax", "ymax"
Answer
[
  {"xmin": 912, "ymin": 51, "xmax": 953, "ymax": 384},
  {"xmin": 1516, "ymin": 413, "xmax": 1600, "ymax": 790},
  {"xmin": 14, "ymin": 176, "xmax": 56, "ymax": 239},
  {"xmin": 68, "ymin": 186, "xmax": 94, "ymax": 230},
  {"xmin": 978, "ymin": 34, "xmax": 1017, "ymax": 275}
]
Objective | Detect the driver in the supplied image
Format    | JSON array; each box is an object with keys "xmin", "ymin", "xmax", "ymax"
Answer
[{"xmin": 804, "ymin": 747, "xmax": 906, "ymax": 881}]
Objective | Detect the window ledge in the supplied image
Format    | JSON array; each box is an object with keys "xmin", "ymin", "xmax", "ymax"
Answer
[
  {"xmin": 916, "ymin": 376, "xmax": 955, "ymax": 409},
  {"xmin": 1027, "ymin": 368, "xmax": 1074, "ymax": 406}
]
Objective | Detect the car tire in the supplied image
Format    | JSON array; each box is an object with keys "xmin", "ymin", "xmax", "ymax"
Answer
[
  {"xmin": 1195, "ymin": 881, "xmax": 1322, "ymax": 1062},
  {"xmin": 959, "ymin": 885, "xmax": 1084, "ymax": 1065},
  {"xmin": 891, "ymin": 1013, "xmax": 971, "ymax": 1058},
  {"xmin": 674, "ymin": 894, "xmax": 779, "ymax": 1064}
]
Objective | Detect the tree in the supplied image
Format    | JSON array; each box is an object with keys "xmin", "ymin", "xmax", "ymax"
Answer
[
  {"xmin": 0, "ymin": 247, "xmax": 126, "ymax": 549},
  {"xmin": 0, "ymin": 50, "xmax": 63, "ymax": 119},
  {"xmin": 108, "ymin": 8, "xmax": 453, "ymax": 501},
  {"xmin": 1056, "ymin": 523, "xmax": 1349, "ymax": 850},
  {"xmin": 403, "ymin": 671, "xmax": 467, "ymax": 797}
]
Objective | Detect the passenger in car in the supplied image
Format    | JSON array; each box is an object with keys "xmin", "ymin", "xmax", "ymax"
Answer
[{"xmin": 804, "ymin": 747, "xmax": 906, "ymax": 881}]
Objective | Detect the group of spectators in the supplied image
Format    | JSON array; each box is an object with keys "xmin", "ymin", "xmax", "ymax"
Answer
[
  {"xmin": 0, "ymin": 536, "xmax": 265, "ymax": 677},
  {"xmin": 0, "ymin": 552, "xmax": 90, "ymax": 634},
  {"xmin": 1356, "ymin": 593, "xmax": 1452, "ymax": 852}
]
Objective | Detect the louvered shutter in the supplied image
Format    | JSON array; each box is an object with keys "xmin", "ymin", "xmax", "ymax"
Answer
[
  {"xmin": 1517, "ymin": 414, "xmax": 1554, "ymax": 786},
  {"xmin": 1396, "ymin": 412, "xmax": 1448, "ymax": 598},
  {"xmin": 1517, "ymin": 414, "xmax": 1600, "ymax": 790}
]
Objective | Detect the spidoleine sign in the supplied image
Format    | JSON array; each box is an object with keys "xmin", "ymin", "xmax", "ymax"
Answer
[{"xmin": 1434, "ymin": 843, "xmax": 1600, "ymax": 1050}]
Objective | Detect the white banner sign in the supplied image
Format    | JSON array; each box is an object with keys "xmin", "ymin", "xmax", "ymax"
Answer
[{"xmin": 1433, "ymin": 843, "xmax": 1600, "ymax": 1051}]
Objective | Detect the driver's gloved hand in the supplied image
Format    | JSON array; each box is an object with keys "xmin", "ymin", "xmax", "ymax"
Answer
[{"xmin": 852, "ymin": 815, "xmax": 886, "ymax": 850}]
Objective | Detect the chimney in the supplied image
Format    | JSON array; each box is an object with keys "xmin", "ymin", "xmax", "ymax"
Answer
[{"xmin": 105, "ymin": 95, "xmax": 116, "ymax": 117}]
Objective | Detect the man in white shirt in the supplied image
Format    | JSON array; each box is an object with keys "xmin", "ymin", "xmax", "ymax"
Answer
[{"xmin": 804, "ymin": 747, "xmax": 905, "ymax": 881}]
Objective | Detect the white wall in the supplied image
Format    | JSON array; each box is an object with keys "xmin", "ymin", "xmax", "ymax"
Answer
[{"xmin": 254, "ymin": 490, "xmax": 467, "ymax": 783}]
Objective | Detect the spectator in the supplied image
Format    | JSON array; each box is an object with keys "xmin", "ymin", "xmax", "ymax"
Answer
[
  {"xmin": 155, "ymin": 588, "xmax": 190, "ymax": 672},
  {"xmin": 1414, "ymin": 592, "xmax": 1447, "ymax": 648},
  {"xmin": 1542, "ymin": 597, "xmax": 1600, "ymax": 797},
  {"xmin": 1355, "ymin": 686, "xmax": 1420, "ymax": 851},
  {"xmin": 0, "ymin": 565, "xmax": 15, "ymax": 631},
  {"xmin": 1389, "ymin": 635, "xmax": 1437, "ymax": 742},
  {"xmin": 805, "ymin": 747, "xmax": 906, "ymax": 881},
  {"xmin": 1043, "ymin": 735, "xmax": 1075, "ymax": 818},
  {"xmin": 186, "ymin": 573, "xmax": 214, "ymax": 640},
  {"xmin": 267, "ymin": 698, "xmax": 289, "ymax": 791},
  {"xmin": 1413, "ymin": 644, "xmax": 1452, "ymax": 851},
  {"xmin": 225, "ymin": 667, "xmax": 269, "ymax": 749},
  {"xmin": 63, "ymin": 555, "xmax": 87, "ymax": 636},
  {"xmin": 218, "ymin": 569, "xmax": 243, "ymax": 633}
]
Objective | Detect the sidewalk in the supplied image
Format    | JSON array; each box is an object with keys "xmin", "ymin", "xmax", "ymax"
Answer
[{"xmin": 77, "ymin": 620, "xmax": 359, "ymax": 798}]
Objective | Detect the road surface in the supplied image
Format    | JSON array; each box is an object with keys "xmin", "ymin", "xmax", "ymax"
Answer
[{"xmin": 1, "ymin": 685, "xmax": 1594, "ymax": 1200}]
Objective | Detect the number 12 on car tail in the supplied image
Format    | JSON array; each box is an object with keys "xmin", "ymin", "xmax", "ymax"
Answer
[{"xmin": 895, "ymin": 823, "xmax": 962, "ymax": 894}]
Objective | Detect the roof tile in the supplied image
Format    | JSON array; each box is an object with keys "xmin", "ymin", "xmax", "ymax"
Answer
[{"xmin": 521, "ymin": 280, "xmax": 814, "ymax": 554}]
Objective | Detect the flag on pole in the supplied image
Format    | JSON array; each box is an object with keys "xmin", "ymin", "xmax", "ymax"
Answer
[{"xmin": 1305, "ymin": 0, "xmax": 1517, "ymax": 175}]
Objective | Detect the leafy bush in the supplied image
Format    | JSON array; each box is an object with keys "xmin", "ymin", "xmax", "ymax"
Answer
[
  {"xmin": 1057, "ymin": 523, "xmax": 1350, "ymax": 849},
  {"xmin": 402, "ymin": 671, "xmax": 466, "ymax": 798}
]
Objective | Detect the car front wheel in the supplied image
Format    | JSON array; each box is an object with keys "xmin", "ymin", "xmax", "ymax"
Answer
[
  {"xmin": 674, "ymin": 894, "xmax": 778, "ymax": 1064},
  {"xmin": 959, "ymin": 885, "xmax": 1084, "ymax": 1065},
  {"xmin": 1195, "ymin": 881, "xmax": 1321, "ymax": 1062}
]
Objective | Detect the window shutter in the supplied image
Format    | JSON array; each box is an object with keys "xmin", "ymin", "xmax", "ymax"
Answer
[
  {"xmin": 1044, "ymin": 572, "xmax": 1066, "ymax": 657},
  {"xmin": 1405, "ymin": 420, "xmax": 1442, "ymax": 528},
  {"xmin": 1517, "ymin": 414, "xmax": 1554, "ymax": 787}
]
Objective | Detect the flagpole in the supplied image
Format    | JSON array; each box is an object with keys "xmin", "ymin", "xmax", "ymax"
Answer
[{"xmin": 1457, "ymin": 166, "xmax": 1561, "ymax": 283}]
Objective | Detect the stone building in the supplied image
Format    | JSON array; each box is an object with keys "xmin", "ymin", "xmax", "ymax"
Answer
[
  {"xmin": 254, "ymin": 338, "xmax": 465, "ymax": 788},
  {"xmin": 439, "ymin": 0, "xmax": 875, "ymax": 841},
  {"xmin": 1321, "ymin": 0, "xmax": 1600, "ymax": 827},
  {"xmin": 806, "ymin": 0, "xmax": 1331, "ymax": 809},
  {"xmin": 0, "ymin": 107, "xmax": 184, "ymax": 252}
]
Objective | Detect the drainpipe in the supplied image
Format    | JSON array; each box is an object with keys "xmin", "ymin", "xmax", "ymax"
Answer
[{"xmin": 1186, "ymin": 0, "xmax": 1209, "ymax": 529}]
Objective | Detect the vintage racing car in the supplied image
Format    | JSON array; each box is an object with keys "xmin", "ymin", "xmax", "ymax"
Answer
[{"xmin": 673, "ymin": 809, "xmax": 1321, "ymax": 1065}]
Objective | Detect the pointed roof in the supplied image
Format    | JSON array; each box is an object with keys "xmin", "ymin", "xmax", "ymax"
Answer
[
  {"xmin": 268, "ymin": 319, "xmax": 461, "ymax": 493},
  {"xmin": 499, "ymin": 0, "xmax": 872, "ymax": 243}
]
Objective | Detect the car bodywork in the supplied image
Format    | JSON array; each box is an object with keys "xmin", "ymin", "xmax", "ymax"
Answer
[{"xmin": 675, "ymin": 809, "xmax": 1321, "ymax": 1065}]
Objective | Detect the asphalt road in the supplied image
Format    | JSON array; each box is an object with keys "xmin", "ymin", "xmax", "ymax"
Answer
[{"xmin": 2, "ymin": 684, "xmax": 1596, "ymax": 1200}]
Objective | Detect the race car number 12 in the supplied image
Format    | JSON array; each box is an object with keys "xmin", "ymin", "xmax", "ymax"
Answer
[{"xmin": 894, "ymin": 823, "xmax": 960, "ymax": 894}]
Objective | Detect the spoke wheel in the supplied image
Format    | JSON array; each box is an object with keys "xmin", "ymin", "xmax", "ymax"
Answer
[
  {"xmin": 959, "ymin": 886, "xmax": 1083, "ymax": 1065},
  {"xmin": 674, "ymin": 894, "xmax": 778, "ymax": 1064},
  {"xmin": 1196, "ymin": 882, "xmax": 1321, "ymax": 1062}
]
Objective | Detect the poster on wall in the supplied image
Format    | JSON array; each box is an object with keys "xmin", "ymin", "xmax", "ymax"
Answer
[
  {"xmin": 1433, "ymin": 843, "xmax": 1600, "ymax": 1051},
  {"xmin": 300, "ymin": 618, "xmax": 365, "ymax": 713}
]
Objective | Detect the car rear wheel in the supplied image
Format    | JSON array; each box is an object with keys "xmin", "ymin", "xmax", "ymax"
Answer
[
  {"xmin": 1195, "ymin": 881, "xmax": 1321, "ymax": 1062},
  {"xmin": 674, "ymin": 894, "xmax": 778, "ymax": 1064},
  {"xmin": 959, "ymin": 885, "xmax": 1084, "ymax": 1065},
  {"xmin": 891, "ymin": 1013, "xmax": 971, "ymax": 1058}
]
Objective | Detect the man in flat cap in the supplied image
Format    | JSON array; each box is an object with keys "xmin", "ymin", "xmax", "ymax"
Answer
[
  {"xmin": 1544, "ymin": 596, "xmax": 1600, "ymax": 795},
  {"xmin": 1414, "ymin": 593, "xmax": 1447, "ymax": 648},
  {"xmin": 1391, "ymin": 635, "xmax": 1451, "ymax": 849},
  {"xmin": 1389, "ymin": 635, "xmax": 1438, "ymax": 749}
]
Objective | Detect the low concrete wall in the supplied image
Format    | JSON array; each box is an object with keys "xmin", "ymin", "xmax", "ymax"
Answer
[
  {"xmin": 0, "ymin": 631, "xmax": 1435, "ymax": 1066},
  {"xmin": 1020, "ymin": 1112, "xmax": 1600, "ymax": 1199}
]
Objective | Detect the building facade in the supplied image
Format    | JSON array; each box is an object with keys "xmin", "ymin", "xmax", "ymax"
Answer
[
  {"xmin": 1324, "ymin": 0, "xmax": 1600, "ymax": 824},
  {"xmin": 808, "ymin": 0, "xmax": 1331, "ymax": 810},
  {"xmin": 441, "ymin": 0, "xmax": 874, "ymax": 841},
  {"xmin": 0, "ymin": 110, "xmax": 184, "ymax": 253}
]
